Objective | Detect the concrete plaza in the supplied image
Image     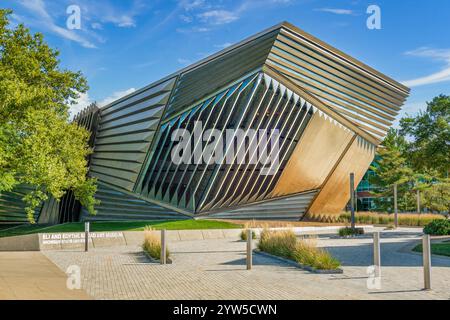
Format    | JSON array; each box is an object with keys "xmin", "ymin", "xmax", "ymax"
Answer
[{"xmin": 37, "ymin": 228, "xmax": 450, "ymax": 300}]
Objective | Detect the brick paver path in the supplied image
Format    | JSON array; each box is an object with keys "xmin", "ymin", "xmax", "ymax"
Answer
[{"xmin": 43, "ymin": 228, "xmax": 450, "ymax": 300}]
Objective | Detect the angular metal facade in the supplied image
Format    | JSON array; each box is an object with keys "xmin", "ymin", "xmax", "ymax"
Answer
[{"xmin": 0, "ymin": 22, "xmax": 409, "ymax": 223}]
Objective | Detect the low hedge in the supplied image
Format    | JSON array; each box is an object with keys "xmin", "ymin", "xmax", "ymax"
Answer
[
  {"xmin": 423, "ymin": 219, "xmax": 450, "ymax": 236},
  {"xmin": 339, "ymin": 212, "xmax": 445, "ymax": 227},
  {"xmin": 240, "ymin": 229, "xmax": 256, "ymax": 240},
  {"xmin": 338, "ymin": 227, "xmax": 365, "ymax": 237}
]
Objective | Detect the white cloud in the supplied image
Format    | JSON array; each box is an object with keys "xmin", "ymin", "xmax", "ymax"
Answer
[
  {"xmin": 78, "ymin": 0, "xmax": 148, "ymax": 29},
  {"xmin": 180, "ymin": 0, "xmax": 207, "ymax": 11},
  {"xmin": 176, "ymin": 26, "xmax": 210, "ymax": 33},
  {"xmin": 69, "ymin": 92, "xmax": 93, "ymax": 118},
  {"xmin": 106, "ymin": 15, "xmax": 136, "ymax": 28},
  {"xmin": 91, "ymin": 22, "xmax": 103, "ymax": 30},
  {"xmin": 179, "ymin": 14, "xmax": 193, "ymax": 23},
  {"xmin": 181, "ymin": 0, "xmax": 292, "ymax": 27},
  {"xmin": 16, "ymin": 0, "xmax": 97, "ymax": 48},
  {"xmin": 99, "ymin": 88, "xmax": 136, "ymax": 107},
  {"xmin": 69, "ymin": 88, "xmax": 136, "ymax": 119},
  {"xmin": 214, "ymin": 42, "xmax": 233, "ymax": 49},
  {"xmin": 392, "ymin": 101, "xmax": 426, "ymax": 128},
  {"xmin": 402, "ymin": 47, "xmax": 450, "ymax": 87},
  {"xmin": 314, "ymin": 8, "xmax": 354, "ymax": 15},
  {"xmin": 177, "ymin": 58, "xmax": 192, "ymax": 65},
  {"xmin": 197, "ymin": 10, "xmax": 239, "ymax": 25}
]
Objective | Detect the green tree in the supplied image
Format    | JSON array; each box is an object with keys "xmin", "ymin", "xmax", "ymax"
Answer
[
  {"xmin": 400, "ymin": 95, "xmax": 450, "ymax": 178},
  {"xmin": 369, "ymin": 129, "xmax": 414, "ymax": 212},
  {"xmin": 412, "ymin": 170, "xmax": 450, "ymax": 213},
  {"xmin": 0, "ymin": 9, "xmax": 98, "ymax": 223},
  {"xmin": 421, "ymin": 177, "xmax": 450, "ymax": 213}
]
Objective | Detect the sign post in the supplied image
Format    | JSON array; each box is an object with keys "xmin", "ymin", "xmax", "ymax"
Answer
[
  {"xmin": 417, "ymin": 190, "xmax": 421, "ymax": 214},
  {"xmin": 350, "ymin": 173, "xmax": 355, "ymax": 229}
]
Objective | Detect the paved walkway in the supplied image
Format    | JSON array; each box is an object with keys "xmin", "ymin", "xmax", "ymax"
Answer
[
  {"xmin": 0, "ymin": 252, "xmax": 90, "ymax": 300},
  {"xmin": 42, "ymin": 228, "xmax": 450, "ymax": 300}
]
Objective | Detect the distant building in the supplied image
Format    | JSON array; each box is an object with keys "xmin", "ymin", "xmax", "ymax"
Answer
[{"xmin": 356, "ymin": 159, "xmax": 379, "ymax": 211}]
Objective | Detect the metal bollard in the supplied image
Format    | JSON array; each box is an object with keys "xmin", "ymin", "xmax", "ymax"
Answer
[
  {"xmin": 160, "ymin": 229, "xmax": 166, "ymax": 265},
  {"xmin": 422, "ymin": 234, "xmax": 431, "ymax": 290},
  {"xmin": 246, "ymin": 229, "xmax": 252, "ymax": 270},
  {"xmin": 373, "ymin": 232, "xmax": 381, "ymax": 277},
  {"xmin": 84, "ymin": 221, "xmax": 90, "ymax": 252}
]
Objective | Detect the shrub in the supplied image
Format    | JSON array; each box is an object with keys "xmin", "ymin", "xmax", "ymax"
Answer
[
  {"xmin": 258, "ymin": 229, "xmax": 340, "ymax": 270},
  {"xmin": 258, "ymin": 229, "xmax": 297, "ymax": 259},
  {"xmin": 142, "ymin": 229, "xmax": 170, "ymax": 260},
  {"xmin": 338, "ymin": 227, "xmax": 364, "ymax": 237},
  {"xmin": 240, "ymin": 229, "xmax": 256, "ymax": 240},
  {"xmin": 293, "ymin": 239, "xmax": 341, "ymax": 270},
  {"xmin": 423, "ymin": 219, "xmax": 450, "ymax": 236}
]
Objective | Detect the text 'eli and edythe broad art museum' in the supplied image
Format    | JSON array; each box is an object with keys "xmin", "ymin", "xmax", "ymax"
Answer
[{"xmin": 1, "ymin": 22, "xmax": 410, "ymax": 223}]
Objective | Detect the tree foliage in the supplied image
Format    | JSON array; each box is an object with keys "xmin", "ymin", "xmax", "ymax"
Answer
[
  {"xmin": 369, "ymin": 129, "xmax": 414, "ymax": 212},
  {"xmin": 400, "ymin": 95, "xmax": 450, "ymax": 178},
  {"xmin": 369, "ymin": 96, "xmax": 450, "ymax": 213},
  {"xmin": 0, "ymin": 9, "xmax": 98, "ymax": 222}
]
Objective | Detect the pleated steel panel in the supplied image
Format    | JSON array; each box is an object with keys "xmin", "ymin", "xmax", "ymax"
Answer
[
  {"xmin": 0, "ymin": 185, "xmax": 42, "ymax": 223},
  {"xmin": 164, "ymin": 30, "xmax": 278, "ymax": 121},
  {"xmin": 207, "ymin": 190, "xmax": 318, "ymax": 220},
  {"xmin": 80, "ymin": 182, "xmax": 188, "ymax": 221},
  {"xmin": 137, "ymin": 71, "xmax": 321, "ymax": 218},
  {"xmin": 90, "ymin": 77, "xmax": 177, "ymax": 191},
  {"xmin": 266, "ymin": 24, "xmax": 409, "ymax": 141}
]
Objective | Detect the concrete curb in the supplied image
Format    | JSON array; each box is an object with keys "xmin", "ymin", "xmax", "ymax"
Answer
[{"xmin": 143, "ymin": 250, "xmax": 173, "ymax": 264}]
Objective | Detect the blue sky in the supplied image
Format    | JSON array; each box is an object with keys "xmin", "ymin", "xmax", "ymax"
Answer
[{"xmin": 4, "ymin": 0, "xmax": 450, "ymax": 125}]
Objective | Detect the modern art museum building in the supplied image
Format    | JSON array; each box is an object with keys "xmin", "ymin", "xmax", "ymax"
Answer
[{"xmin": 1, "ymin": 22, "xmax": 410, "ymax": 224}]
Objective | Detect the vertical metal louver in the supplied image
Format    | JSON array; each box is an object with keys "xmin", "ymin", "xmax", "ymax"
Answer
[{"xmin": 137, "ymin": 71, "xmax": 317, "ymax": 214}]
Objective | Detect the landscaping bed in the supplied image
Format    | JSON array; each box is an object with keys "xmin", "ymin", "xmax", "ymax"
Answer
[
  {"xmin": 308, "ymin": 211, "xmax": 446, "ymax": 226},
  {"xmin": 257, "ymin": 229, "xmax": 342, "ymax": 273},
  {"xmin": 340, "ymin": 212, "xmax": 445, "ymax": 227}
]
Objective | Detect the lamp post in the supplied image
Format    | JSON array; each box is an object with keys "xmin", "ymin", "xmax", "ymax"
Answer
[
  {"xmin": 416, "ymin": 190, "xmax": 421, "ymax": 214},
  {"xmin": 350, "ymin": 173, "xmax": 355, "ymax": 230},
  {"xmin": 393, "ymin": 183, "xmax": 398, "ymax": 229}
]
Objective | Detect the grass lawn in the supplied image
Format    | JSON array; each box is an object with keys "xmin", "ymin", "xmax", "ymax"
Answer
[
  {"xmin": 413, "ymin": 242, "xmax": 450, "ymax": 257},
  {"xmin": 0, "ymin": 220, "xmax": 243, "ymax": 238}
]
